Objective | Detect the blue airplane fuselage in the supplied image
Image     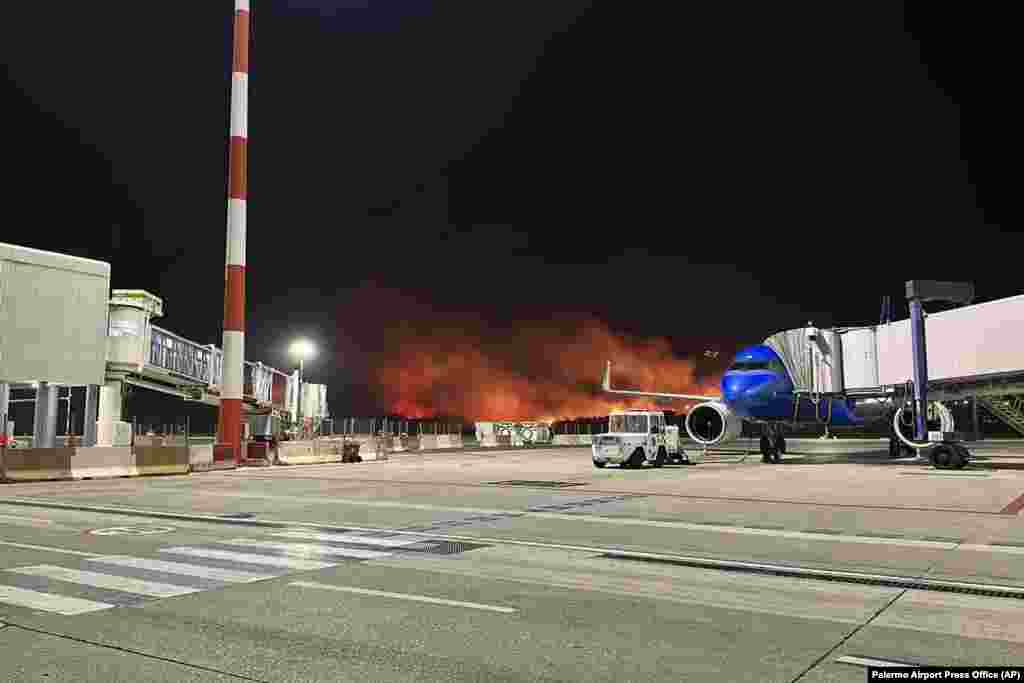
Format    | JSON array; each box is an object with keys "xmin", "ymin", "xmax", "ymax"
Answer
[{"xmin": 720, "ymin": 344, "xmax": 865, "ymax": 426}]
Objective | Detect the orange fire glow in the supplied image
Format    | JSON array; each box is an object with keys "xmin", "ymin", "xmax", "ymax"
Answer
[{"xmin": 368, "ymin": 315, "xmax": 723, "ymax": 422}]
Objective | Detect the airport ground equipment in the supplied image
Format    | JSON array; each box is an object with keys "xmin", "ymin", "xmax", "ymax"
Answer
[{"xmin": 591, "ymin": 410, "xmax": 686, "ymax": 468}]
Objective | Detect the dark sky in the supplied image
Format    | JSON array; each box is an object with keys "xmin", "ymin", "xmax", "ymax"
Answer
[{"xmin": 1, "ymin": 2, "xmax": 1017, "ymax": 417}]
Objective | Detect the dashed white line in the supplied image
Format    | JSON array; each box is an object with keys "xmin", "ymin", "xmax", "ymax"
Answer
[
  {"xmin": 159, "ymin": 547, "xmax": 335, "ymax": 571},
  {"xmin": 6, "ymin": 565, "xmax": 200, "ymax": 598},
  {"xmin": 835, "ymin": 654, "xmax": 919, "ymax": 668},
  {"xmin": 290, "ymin": 581, "xmax": 518, "ymax": 613},
  {"xmin": 0, "ymin": 584, "xmax": 114, "ymax": 615},
  {"xmin": 87, "ymin": 556, "xmax": 277, "ymax": 584},
  {"xmin": 0, "ymin": 540, "xmax": 103, "ymax": 558},
  {"xmin": 217, "ymin": 539, "xmax": 393, "ymax": 560}
]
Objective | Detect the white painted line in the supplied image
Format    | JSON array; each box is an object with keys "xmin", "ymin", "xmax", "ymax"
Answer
[
  {"xmin": 159, "ymin": 546, "xmax": 336, "ymax": 570},
  {"xmin": 0, "ymin": 584, "xmax": 115, "ymax": 615},
  {"xmin": 290, "ymin": 581, "xmax": 518, "ymax": 613},
  {"xmin": 269, "ymin": 530, "xmax": 424, "ymax": 548},
  {"xmin": 835, "ymin": 655, "xmax": 918, "ymax": 668},
  {"xmin": 0, "ymin": 540, "xmax": 103, "ymax": 558},
  {"xmin": 0, "ymin": 499, "xmax": 966, "ymax": 552},
  {"xmin": 960, "ymin": 543, "xmax": 1024, "ymax": 555},
  {"xmin": 6, "ymin": 565, "xmax": 200, "ymax": 598},
  {"xmin": 218, "ymin": 539, "xmax": 393, "ymax": 560},
  {"xmin": 88, "ymin": 556, "xmax": 276, "ymax": 583}
]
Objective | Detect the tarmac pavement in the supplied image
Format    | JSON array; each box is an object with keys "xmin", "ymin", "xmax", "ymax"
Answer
[{"xmin": 1, "ymin": 441, "xmax": 1023, "ymax": 681}]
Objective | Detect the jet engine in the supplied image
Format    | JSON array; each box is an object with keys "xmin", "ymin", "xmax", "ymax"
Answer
[{"xmin": 685, "ymin": 401, "xmax": 743, "ymax": 446}]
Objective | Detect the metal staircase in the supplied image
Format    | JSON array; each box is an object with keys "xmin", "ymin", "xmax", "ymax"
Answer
[{"xmin": 977, "ymin": 395, "xmax": 1024, "ymax": 436}]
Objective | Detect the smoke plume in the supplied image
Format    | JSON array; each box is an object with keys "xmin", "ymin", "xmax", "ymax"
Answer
[{"xmin": 335, "ymin": 283, "xmax": 724, "ymax": 421}]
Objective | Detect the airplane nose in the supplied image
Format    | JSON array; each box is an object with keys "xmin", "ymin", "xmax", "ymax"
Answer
[
  {"xmin": 744, "ymin": 383, "xmax": 775, "ymax": 402},
  {"xmin": 724, "ymin": 375, "xmax": 775, "ymax": 404}
]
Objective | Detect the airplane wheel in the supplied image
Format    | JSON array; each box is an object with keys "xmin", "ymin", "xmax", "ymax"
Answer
[
  {"xmin": 593, "ymin": 460, "xmax": 606, "ymax": 468},
  {"xmin": 930, "ymin": 445, "xmax": 953, "ymax": 469},
  {"xmin": 629, "ymin": 448, "xmax": 645, "ymax": 469},
  {"xmin": 655, "ymin": 448, "xmax": 667, "ymax": 468},
  {"xmin": 760, "ymin": 436, "xmax": 777, "ymax": 463},
  {"xmin": 950, "ymin": 444, "xmax": 969, "ymax": 470},
  {"xmin": 774, "ymin": 436, "xmax": 787, "ymax": 455}
]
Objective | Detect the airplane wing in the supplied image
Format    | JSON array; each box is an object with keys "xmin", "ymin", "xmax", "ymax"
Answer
[{"xmin": 602, "ymin": 361, "xmax": 721, "ymax": 402}]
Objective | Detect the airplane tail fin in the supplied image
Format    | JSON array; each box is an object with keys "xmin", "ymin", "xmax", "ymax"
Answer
[{"xmin": 602, "ymin": 361, "xmax": 612, "ymax": 391}]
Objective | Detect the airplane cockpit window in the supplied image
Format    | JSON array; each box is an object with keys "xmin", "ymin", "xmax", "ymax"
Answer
[{"xmin": 728, "ymin": 361, "xmax": 771, "ymax": 372}]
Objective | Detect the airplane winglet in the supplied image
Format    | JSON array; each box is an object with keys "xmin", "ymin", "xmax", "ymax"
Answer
[{"xmin": 602, "ymin": 360, "xmax": 612, "ymax": 391}]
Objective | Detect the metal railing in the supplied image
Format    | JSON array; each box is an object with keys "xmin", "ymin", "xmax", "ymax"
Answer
[
  {"xmin": 148, "ymin": 326, "xmax": 212, "ymax": 384},
  {"xmin": 146, "ymin": 325, "xmax": 290, "ymax": 411}
]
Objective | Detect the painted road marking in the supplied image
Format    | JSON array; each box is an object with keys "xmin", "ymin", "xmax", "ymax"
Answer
[
  {"xmin": 6, "ymin": 565, "xmax": 200, "ymax": 598},
  {"xmin": 268, "ymin": 532, "xmax": 423, "ymax": 548},
  {"xmin": 835, "ymin": 655, "xmax": 919, "ymax": 668},
  {"xmin": 159, "ymin": 546, "xmax": 336, "ymax": 570},
  {"xmin": 960, "ymin": 543, "xmax": 1024, "ymax": 555},
  {"xmin": 80, "ymin": 493, "xmax": 956, "ymax": 549},
  {"xmin": 269, "ymin": 530, "xmax": 425, "ymax": 548},
  {"xmin": 290, "ymin": 581, "xmax": 518, "ymax": 613},
  {"xmin": 0, "ymin": 540, "xmax": 102, "ymax": 557},
  {"xmin": 217, "ymin": 539, "xmax": 393, "ymax": 560},
  {"xmin": 89, "ymin": 526, "xmax": 176, "ymax": 536},
  {"xmin": 0, "ymin": 584, "xmax": 114, "ymax": 615},
  {"xmin": 86, "ymin": 556, "xmax": 277, "ymax": 584}
]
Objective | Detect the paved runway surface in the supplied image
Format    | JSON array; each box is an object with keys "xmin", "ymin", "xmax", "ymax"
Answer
[{"xmin": 2, "ymin": 442, "xmax": 1023, "ymax": 681}]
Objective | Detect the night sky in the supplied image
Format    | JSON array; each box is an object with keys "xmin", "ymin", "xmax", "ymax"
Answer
[{"xmin": 1, "ymin": 3, "xmax": 1017, "ymax": 419}]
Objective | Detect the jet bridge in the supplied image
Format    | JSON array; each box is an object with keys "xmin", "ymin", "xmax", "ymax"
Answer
[{"xmin": 765, "ymin": 292, "xmax": 1024, "ymax": 398}]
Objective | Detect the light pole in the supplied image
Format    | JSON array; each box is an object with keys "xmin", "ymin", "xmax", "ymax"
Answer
[{"xmin": 290, "ymin": 340, "xmax": 314, "ymax": 436}]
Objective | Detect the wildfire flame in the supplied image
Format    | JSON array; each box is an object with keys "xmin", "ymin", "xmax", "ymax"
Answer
[{"xmin": 335, "ymin": 284, "xmax": 726, "ymax": 421}]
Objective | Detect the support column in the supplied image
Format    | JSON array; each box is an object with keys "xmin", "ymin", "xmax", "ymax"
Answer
[
  {"xmin": 83, "ymin": 384, "xmax": 100, "ymax": 447},
  {"xmin": 908, "ymin": 298, "xmax": 929, "ymax": 442},
  {"xmin": 32, "ymin": 382, "xmax": 59, "ymax": 449},
  {"xmin": 0, "ymin": 382, "xmax": 9, "ymax": 439},
  {"xmin": 97, "ymin": 379, "xmax": 130, "ymax": 446},
  {"xmin": 971, "ymin": 396, "xmax": 980, "ymax": 441}
]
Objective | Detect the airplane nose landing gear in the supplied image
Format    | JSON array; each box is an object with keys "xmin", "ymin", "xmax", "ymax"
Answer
[{"xmin": 760, "ymin": 427, "xmax": 784, "ymax": 463}]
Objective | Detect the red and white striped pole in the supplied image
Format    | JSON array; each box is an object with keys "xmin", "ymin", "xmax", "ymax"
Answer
[{"xmin": 216, "ymin": 0, "xmax": 250, "ymax": 465}]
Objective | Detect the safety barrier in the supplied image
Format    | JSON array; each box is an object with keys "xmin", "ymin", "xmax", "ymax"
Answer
[
  {"xmin": 276, "ymin": 440, "xmax": 343, "ymax": 465},
  {"xmin": 1, "ymin": 448, "xmax": 73, "ymax": 482},
  {"xmin": 418, "ymin": 435, "xmax": 438, "ymax": 450},
  {"xmin": 70, "ymin": 447, "xmax": 135, "ymax": 479},
  {"xmin": 188, "ymin": 445, "xmax": 219, "ymax": 472},
  {"xmin": 134, "ymin": 446, "xmax": 190, "ymax": 476}
]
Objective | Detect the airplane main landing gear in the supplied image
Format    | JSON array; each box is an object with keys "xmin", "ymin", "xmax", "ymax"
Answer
[{"xmin": 928, "ymin": 443, "xmax": 969, "ymax": 470}]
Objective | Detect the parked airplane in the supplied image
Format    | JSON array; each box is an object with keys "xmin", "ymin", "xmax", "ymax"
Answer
[
  {"xmin": 603, "ymin": 290, "xmax": 1024, "ymax": 468},
  {"xmin": 602, "ymin": 346, "xmax": 921, "ymax": 464}
]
